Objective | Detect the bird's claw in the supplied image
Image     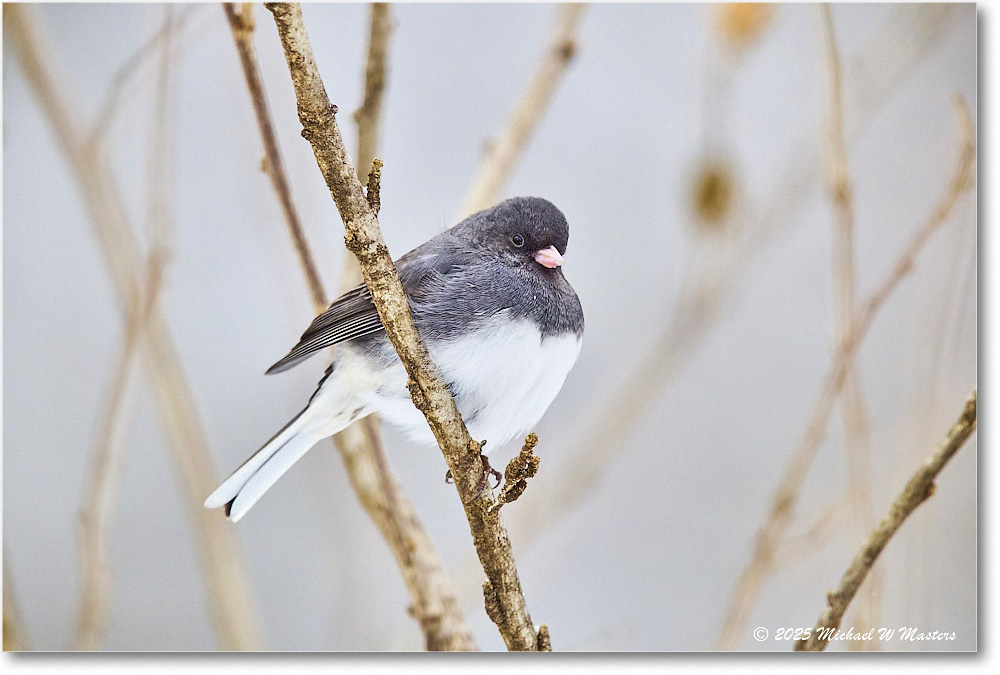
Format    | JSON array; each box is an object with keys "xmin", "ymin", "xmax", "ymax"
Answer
[{"xmin": 444, "ymin": 453, "xmax": 503, "ymax": 503}]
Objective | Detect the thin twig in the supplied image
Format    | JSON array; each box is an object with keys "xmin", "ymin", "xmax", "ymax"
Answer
[
  {"xmin": 503, "ymin": 2, "xmax": 960, "ymax": 554},
  {"xmin": 796, "ymin": 389, "xmax": 977, "ymax": 651},
  {"xmin": 75, "ymin": 9, "xmax": 177, "ymax": 648},
  {"xmin": 74, "ymin": 253, "xmax": 163, "ymax": 651},
  {"xmin": 223, "ymin": 3, "xmax": 327, "ymax": 311},
  {"xmin": 716, "ymin": 95, "xmax": 975, "ymax": 650},
  {"xmin": 223, "ymin": 6, "xmax": 475, "ymax": 649},
  {"xmin": 354, "ymin": 3, "xmax": 392, "ymax": 185},
  {"xmin": 459, "ymin": 3, "xmax": 585, "ymax": 218},
  {"xmin": 147, "ymin": 5, "xmax": 176, "ymax": 259},
  {"xmin": 3, "ymin": 561, "xmax": 30, "ymax": 651},
  {"xmin": 6, "ymin": 5, "xmax": 264, "ymax": 650},
  {"xmin": 773, "ymin": 503, "xmax": 848, "ymax": 570},
  {"xmin": 85, "ymin": 5, "xmax": 198, "ymax": 151},
  {"xmin": 818, "ymin": 3, "xmax": 879, "ymax": 646},
  {"xmin": 265, "ymin": 3, "xmax": 543, "ymax": 650},
  {"xmin": 340, "ymin": 3, "xmax": 394, "ymax": 328}
]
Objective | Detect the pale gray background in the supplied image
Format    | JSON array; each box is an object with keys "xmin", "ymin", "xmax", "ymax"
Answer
[{"xmin": 3, "ymin": 3, "xmax": 977, "ymax": 651}]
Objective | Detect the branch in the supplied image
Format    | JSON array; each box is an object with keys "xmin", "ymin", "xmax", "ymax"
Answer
[
  {"xmin": 796, "ymin": 389, "xmax": 977, "ymax": 651},
  {"xmin": 818, "ymin": 3, "xmax": 879, "ymax": 645},
  {"xmin": 716, "ymin": 95, "xmax": 975, "ymax": 650},
  {"xmin": 343, "ymin": 418, "xmax": 477, "ymax": 650},
  {"xmin": 459, "ymin": 3, "xmax": 585, "ymax": 218},
  {"xmin": 264, "ymin": 3, "xmax": 542, "ymax": 651},
  {"xmin": 6, "ymin": 5, "xmax": 264, "ymax": 650},
  {"xmin": 222, "ymin": 4, "xmax": 475, "ymax": 650}
]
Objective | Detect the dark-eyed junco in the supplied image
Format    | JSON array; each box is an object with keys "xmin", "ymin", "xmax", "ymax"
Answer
[{"xmin": 205, "ymin": 196, "xmax": 584, "ymax": 521}]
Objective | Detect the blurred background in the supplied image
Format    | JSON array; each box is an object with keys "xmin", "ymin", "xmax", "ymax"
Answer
[{"xmin": 3, "ymin": 2, "xmax": 977, "ymax": 651}]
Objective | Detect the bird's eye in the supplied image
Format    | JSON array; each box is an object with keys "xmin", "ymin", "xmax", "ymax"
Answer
[{"xmin": 511, "ymin": 234, "xmax": 525, "ymax": 247}]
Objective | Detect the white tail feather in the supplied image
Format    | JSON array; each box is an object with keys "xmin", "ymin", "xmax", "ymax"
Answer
[
  {"xmin": 203, "ymin": 410, "xmax": 308, "ymax": 510},
  {"xmin": 206, "ymin": 349, "xmax": 380, "ymax": 521},
  {"xmin": 225, "ymin": 432, "xmax": 321, "ymax": 522},
  {"xmin": 205, "ymin": 399, "xmax": 366, "ymax": 521}
]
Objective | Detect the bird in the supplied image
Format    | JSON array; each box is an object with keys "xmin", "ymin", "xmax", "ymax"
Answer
[{"xmin": 204, "ymin": 196, "xmax": 584, "ymax": 522}]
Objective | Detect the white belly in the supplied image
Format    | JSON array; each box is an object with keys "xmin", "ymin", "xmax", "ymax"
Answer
[{"xmin": 363, "ymin": 315, "xmax": 581, "ymax": 451}]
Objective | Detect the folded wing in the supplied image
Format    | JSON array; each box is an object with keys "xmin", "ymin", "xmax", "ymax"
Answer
[{"xmin": 265, "ymin": 283, "xmax": 384, "ymax": 374}]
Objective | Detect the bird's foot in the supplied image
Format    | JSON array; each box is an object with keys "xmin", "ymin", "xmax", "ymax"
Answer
[{"xmin": 444, "ymin": 453, "xmax": 503, "ymax": 502}]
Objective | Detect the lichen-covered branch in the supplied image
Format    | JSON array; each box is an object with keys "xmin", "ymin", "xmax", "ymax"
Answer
[
  {"xmin": 490, "ymin": 433, "xmax": 542, "ymax": 514},
  {"xmin": 716, "ymin": 95, "xmax": 974, "ymax": 650},
  {"xmin": 6, "ymin": 5, "xmax": 264, "ymax": 650},
  {"xmin": 223, "ymin": 4, "xmax": 475, "ymax": 650},
  {"xmin": 796, "ymin": 389, "xmax": 977, "ymax": 652},
  {"xmin": 265, "ymin": 3, "xmax": 543, "ymax": 651},
  {"xmin": 459, "ymin": 3, "xmax": 585, "ymax": 218}
]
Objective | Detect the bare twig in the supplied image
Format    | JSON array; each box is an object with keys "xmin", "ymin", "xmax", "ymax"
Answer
[
  {"xmin": 796, "ymin": 389, "xmax": 977, "ymax": 651},
  {"xmin": 354, "ymin": 3, "xmax": 392, "ymax": 185},
  {"xmin": 459, "ymin": 3, "xmax": 585, "ymax": 218},
  {"xmin": 504, "ymin": 3, "xmax": 960, "ymax": 553},
  {"xmin": 772, "ymin": 503, "xmax": 848, "ymax": 570},
  {"xmin": 340, "ymin": 3, "xmax": 393, "ymax": 292},
  {"xmin": 223, "ymin": 5, "xmax": 475, "ymax": 650},
  {"xmin": 818, "ymin": 4, "xmax": 879, "ymax": 645},
  {"xmin": 74, "ymin": 253, "xmax": 163, "ymax": 650},
  {"xmin": 147, "ymin": 5, "xmax": 177, "ymax": 257},
  {"xmin": 716, "ymin": 95, "xmax": 975, "ymax": 650},
  {"xmin": 73, "ymin": 6, "xmax": 176, "ymax": 650},
  {"xmin": 6, "ymin": 5, "xmax": 264, "ymax": 650},
  {"xmin": 3, "ymin": 561, "xmax": 29, "ymax": 651},
  {"xmin": 75, "ymin": 10, "xmax": 177, "ymax": 648},
  {"xmin": 224, "ymin": 3, "xmax": 327, "ymax": 311},
  {"xmin": 86, "ymin": 5, "xmax": 198, "ymax": 150},
  {"xmin": 265, "ymin": 3, "xmax": 541, "ymax": 650}
]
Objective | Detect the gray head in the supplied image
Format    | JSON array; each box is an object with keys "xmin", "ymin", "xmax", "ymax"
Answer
[{"xmin": 453, "ymin": 196, "xmax": 570, "ymax": 271}]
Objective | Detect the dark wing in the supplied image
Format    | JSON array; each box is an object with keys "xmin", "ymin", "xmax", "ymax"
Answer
[
  {"xmin": 265, "ymin": 283, "xmax": 383, "ymax": 374},
  {"xmin": 266, "ymin": 231, "xmax": 475, "ymax": 374}
]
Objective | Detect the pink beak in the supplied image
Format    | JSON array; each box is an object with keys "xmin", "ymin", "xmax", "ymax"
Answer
[{"xmin": 533, "ymin": 245, "xmax": 564, "ymax": 269}]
